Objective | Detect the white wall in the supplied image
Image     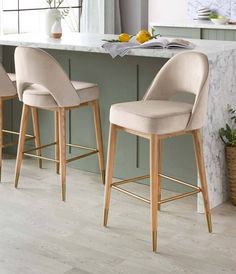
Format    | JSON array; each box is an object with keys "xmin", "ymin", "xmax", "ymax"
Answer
[{"xmin": 149, "ymin": 0, "xmax": 188, "ymax": 23}]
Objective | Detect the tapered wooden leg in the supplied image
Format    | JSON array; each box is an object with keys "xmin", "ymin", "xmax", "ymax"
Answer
[
  {"xmin": 54, "ymin": 111, "xmax": 60, "ymax": 174},
  {"xmin": 193, "ymin": 129, "xmax": 212, "ymax": 233},
  {"xmin": 92, "ymin": 100, "xmax": 105, "ymax": 184},
  {"xmin": 150, "ymin": 134, "xmax": 160, "ymax": 252},
  {"xmin": 103, "ymin": 124, "xmax": 117, "ymax": 227},
  {"xmin": 14, "ymin": 104, "xmax": 30, "ymax": 188},
  {"xmin": 0, "ymin": 99, "xmax": 3, "ymax": 182},
  {"xmin": 31, "ymin": 107, "xmax": 42, "ymax": 169},
  {"xmin": 158, "ymin": 139, "xmax": 161, "ymax": 211},
  {"xmin": 58, "ymin": 108, "xmax": 66, "ymax": 201}
]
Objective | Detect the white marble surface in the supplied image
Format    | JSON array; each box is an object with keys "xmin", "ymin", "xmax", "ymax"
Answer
[
  {"xmin": 188, "ymin": 0, "xmax": 232, "ymax": 20},
  {"xmin": 1, "ymin": 33, "xmax": 236, "ymax": 61},
  {"xmin": 150, "ymin": 19, "xmax": 236, "ymax": 30},
  {"xmin": 0, "ymin": 33, "xmax": 234, "ymax": 212}
]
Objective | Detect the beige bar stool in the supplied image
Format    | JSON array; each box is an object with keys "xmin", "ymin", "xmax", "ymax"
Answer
[
  {"xmin": 0, "ymin": 63, "xmax": 41, "ymax": 181},
  {"xmin": 14, "ymin": 46, "xmax": 105, "ymax": 201},
  {"xmin": 103, "ymin": 51, "xmax": 212, "ymax": 252}
]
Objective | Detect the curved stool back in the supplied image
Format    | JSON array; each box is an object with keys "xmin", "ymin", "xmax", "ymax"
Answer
[{"xmin": 144, "ymin": 51, "xmax": 209, "ymax": 130}]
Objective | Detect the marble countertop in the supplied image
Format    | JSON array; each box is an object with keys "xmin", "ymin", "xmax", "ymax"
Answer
[
  {"xmin": 0, "ymin": 32, "xmax": 236, "ymax": 60},
  {"xmin": 150, "ymin": 20, "xmax": 236, "ymax": 30}
]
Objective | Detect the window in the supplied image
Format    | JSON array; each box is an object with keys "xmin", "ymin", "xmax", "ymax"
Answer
[{"xmin": 0, "ymin": 0, "xmax": 82, "ymax": 34}]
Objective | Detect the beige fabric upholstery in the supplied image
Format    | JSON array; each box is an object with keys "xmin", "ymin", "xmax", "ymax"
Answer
[
  {"xmin": 110, "ymin": 52, "xmax": 209, "ymax": 135},
  {"xmin": 14, "ymin": 47, "xmax": 99, "ymax": 108},
  {"xmin": 0, "ymin": 64, "xmax": 17, "ymax": 97},
  {"xmin": 110, "ymin": 100, "xmax": 192, "ymax": 135},
  {"xmin": 23, "ymin": 81, "xmax": 98, "ymax": 109}
]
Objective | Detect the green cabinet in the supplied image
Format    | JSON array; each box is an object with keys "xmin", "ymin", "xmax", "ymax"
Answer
[{"xmin": 153, "ymin": 26, "xmax": 236, "ymax": 41}]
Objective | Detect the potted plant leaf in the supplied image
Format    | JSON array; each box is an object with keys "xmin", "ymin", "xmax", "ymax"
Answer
[{"xmin": 219, "ymin": 106, "xmax": 236, "ymax": 205}]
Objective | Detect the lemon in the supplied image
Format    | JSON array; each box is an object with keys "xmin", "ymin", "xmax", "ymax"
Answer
[
  {"xmin": 136, "ymin": 29, "xmax": 151, "ymax": 44},
  {"xmin": 119, "ymin": 33, "xmax": 130, "ymax": 42}
]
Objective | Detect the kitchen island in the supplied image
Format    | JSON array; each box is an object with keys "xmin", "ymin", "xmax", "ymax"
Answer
[{"xmin": 0, "ymin": 33, "xmax": 234, "ymax": 212}]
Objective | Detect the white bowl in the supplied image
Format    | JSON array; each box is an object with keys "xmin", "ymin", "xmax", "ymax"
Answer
[{"xmin": 211, "ymin": 18, "xmax": 229, "ymax": 25}]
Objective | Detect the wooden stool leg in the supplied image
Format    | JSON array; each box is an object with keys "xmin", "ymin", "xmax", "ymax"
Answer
[
  {"xmin": 103, "ymin": 124, "xmax": 117, "ymax": 227},
  {"xmin": 0, "ymin": 99, "xmax": 3, "ymax": 182},
  {"xmin": 54, "ymin": 111, "xmax": 60, "ymax": 174},
  {"xmin": 158, "ymin": 139, "xmax": 161, "ymax": 211},
  {"xmin": 14, "ymin": 104, "xmax": 30, "ymax": 188},
  {"xmin": 31, "ymin": 107, "xmax": 42, "ymax": 169},
  {"xmin": 59, "ymin": 108, "xmax": 66, "ymax": 201},
  {"xmin": 92, "ymin": 100, "xmax": 105, "ymax": 184},
  {"xmin": 150, "ymin": 134, "xmax": 160, "ymax": 252},
  {"xmin": 193, "ymin": 129, "xmax": 212, "ymax": 233}
]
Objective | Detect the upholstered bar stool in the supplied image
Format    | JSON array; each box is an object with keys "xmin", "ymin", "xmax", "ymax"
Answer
[
  {"xmin": 14, "ymin": 47, "xmax": 105, "ymax": 201},
  {"xmin": 0, "ymin": 63, "xmax": 41, "ymax": 181},
  {"xmin": 103, "ymin": 52, "xmax": 212, "ymax": 252}
]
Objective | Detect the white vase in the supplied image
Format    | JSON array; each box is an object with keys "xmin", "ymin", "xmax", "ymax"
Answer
[
  {"xmin": 45, "ymin": 9, "xmax": 61, "ymax": 37},
  {"xmin": 51, "ymin": 20, "xmax": 62, "ymax": 39}
]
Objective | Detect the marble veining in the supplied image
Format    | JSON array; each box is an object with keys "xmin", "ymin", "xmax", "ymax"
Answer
[
  {"xmin": 0, "ymin": 33, "xmax": 235, "ymax": 212},
  {"xmin": 188, "ymin": 0, "xmax": 236, "ymax": 20}
]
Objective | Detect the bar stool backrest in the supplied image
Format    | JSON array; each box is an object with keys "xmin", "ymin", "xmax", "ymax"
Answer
[
  {"xmin": 143, "ymin": 51, "xmax": 209, "ymax": 130},
  {"xmin": 14, "ymin": 46, "xmax": 81, "ymax": 107},
  {"xmin": 0, "ymin": 63, "xmax": 17, "ymax": 97}
]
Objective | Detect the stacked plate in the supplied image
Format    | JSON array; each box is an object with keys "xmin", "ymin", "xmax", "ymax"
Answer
[{"xmin": 197, "ymin": 7, "xmax": 211, "ymax": 20}]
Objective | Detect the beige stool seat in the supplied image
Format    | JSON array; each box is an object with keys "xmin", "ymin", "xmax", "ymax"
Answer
[
  {"xmin": 110, "ymin": 100, "xmax": 193, "ymax": 135},
  {"xmin": 23, "ymin": 82, "xmax": 99, "ymax": 109}
]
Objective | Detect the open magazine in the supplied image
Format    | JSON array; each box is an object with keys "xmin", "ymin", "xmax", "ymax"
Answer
[
  {"xmin": 102, "ymin": 37, "xmax": 195, "ymax": 58},
  {"xmin": 138, "ymin": 37, "xmax": 195, "ymax": 49}
]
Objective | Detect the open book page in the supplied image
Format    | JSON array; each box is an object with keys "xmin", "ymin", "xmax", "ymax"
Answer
[
  {"xmin": 140, "ymin": 38, "xmax": 195, "ymax": 49},
  {"xmin": 166, "ymin": 39, "xmax": 195, "ymax": 49},
  {"xmin": 138, "ymin": 37, "xmax": 169, "ymax": 48}
]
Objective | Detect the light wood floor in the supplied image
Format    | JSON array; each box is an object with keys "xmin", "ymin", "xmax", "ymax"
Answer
[{"xmin": 0, "ymin": 157, "xmax": 235, "ymax": 274}]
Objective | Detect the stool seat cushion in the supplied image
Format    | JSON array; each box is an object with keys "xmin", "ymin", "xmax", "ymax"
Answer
[
  {"xmin": 110, "ymin": 100, "xmax": 193, "ymax": 135},
  {"xmin": 22, "ymin": 81, "xmax": 99, "ymax": 109}
]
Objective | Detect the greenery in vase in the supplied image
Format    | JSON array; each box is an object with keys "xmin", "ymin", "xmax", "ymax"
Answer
[
  {"xmin": 219, "ymin": 107, "xmax": 236, "ymax": 146},
  {"xmin": 46, "ymin": 0, "xmax": 69, "ymax": 19},
  {"xmin": 46, "ymin": 0, "xmax": 64, "ymax": 9}
]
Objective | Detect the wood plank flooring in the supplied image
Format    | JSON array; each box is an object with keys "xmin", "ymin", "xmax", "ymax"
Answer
[{"xmin": 0, "ymin": 157, "xmax": 235, "ymax": 274}]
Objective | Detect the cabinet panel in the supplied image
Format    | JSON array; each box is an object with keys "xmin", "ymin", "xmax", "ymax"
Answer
[
  {"xmin": 202, "ymin": 28, "xmax": 236, "ymax": 41},
  {"xmin": 153, "ymin": 26, "xmax": 201, "ymax": 39}
]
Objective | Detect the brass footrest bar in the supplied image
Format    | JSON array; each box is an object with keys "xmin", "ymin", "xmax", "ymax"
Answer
[
  {"xmin": 112, "ymin": 174, "xmax": 150, "ymax": 187},
  {"xmin": 23, "ymin": 141, "xmax": 98, "ymax": 165},
  {"xmin": 2, "ymin": 129, "xmax": 34, "ymax": 138},
  {"xmin": 111, "ymin": 172, "xmax": 202, "ymax": 206},
  {"xmin": 23, "ymin": 142, "xmax": 56, "ymax": 154},
  {"xmin": 112, "ymin": 186, "xmax": 201, "ymax": 205},
  {"xmin": 159, "ymin": 189, "xmax": 201, "ymax": 204},
  {"xmin": 159, "ymin": 173, "xmax": 200, "ymax": 191},
  {"xmin": 66, "ymin": 143, "xmax": 97, "ymax": 152},
  {"xmin": 112, "ymin": 186, "xmax": 150, "ymax": 204},
  {"xmin": 2, "ymin": 136, "xmax": 35, "ymax": 149},
  {"xmin": 24, "ymin": 153, "xmax": 59, "ymax": 163},
  {"xmin": 66, "ymin": 150, "xmax": 98, "ymax": 164}
]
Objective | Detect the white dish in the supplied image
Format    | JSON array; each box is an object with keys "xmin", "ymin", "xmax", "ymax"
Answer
[
  {"xmin": 198, "ymin": 12, "xmax": 211, "ymax": 16},
  {"xmin": 198, "ymin": 8, "xmax": 211, "ymax": 13},
  {"xmin": 211, "ymin": 18, "xmax": 229, "ymax": 25}
]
